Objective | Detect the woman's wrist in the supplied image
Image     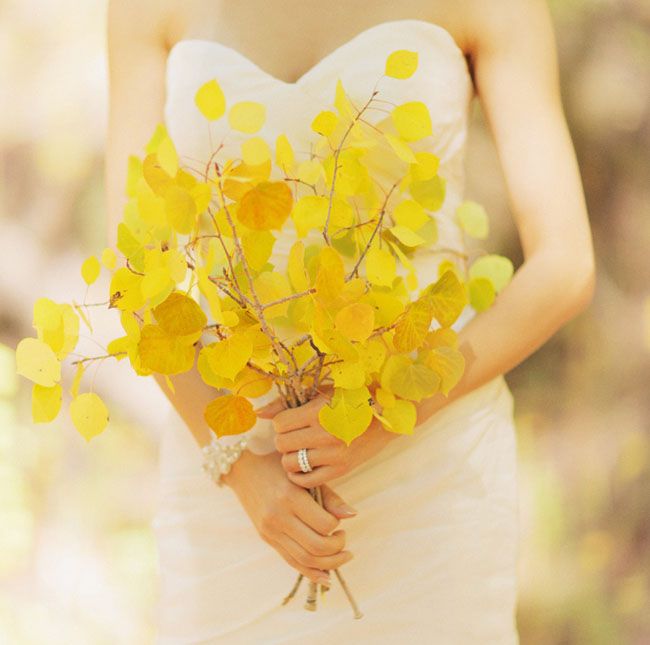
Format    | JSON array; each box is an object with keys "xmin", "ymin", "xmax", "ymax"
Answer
[
  {"xmin": 200, "ymin": 433, "xmax": 252, "ymax": 489},
  {"xmin": 219, "ymin": 445, "xmax": 261, "ymax": 491}
]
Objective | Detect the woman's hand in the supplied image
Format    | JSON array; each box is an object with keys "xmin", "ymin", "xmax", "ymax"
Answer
[
  {"xmin": 222, "ymin": 449, "xmax": 356, "ymax": 586},
  {"xmin": 255, "ymin": 392, "xmax": 399, "ymax": 488}
]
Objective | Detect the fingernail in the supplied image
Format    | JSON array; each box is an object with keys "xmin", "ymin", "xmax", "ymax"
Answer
[
  {"xmin": 317, "ymin": 575, "xmax": 330, "ymax": 586},
  {"xmin": 337, "ymin": 503, "xmax": 357, "ymax": 515}
]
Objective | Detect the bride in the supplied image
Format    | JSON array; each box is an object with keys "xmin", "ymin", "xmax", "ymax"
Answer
[{"xmin": 105, "ymin": 0, "xmax": 595, "ymax": 642}]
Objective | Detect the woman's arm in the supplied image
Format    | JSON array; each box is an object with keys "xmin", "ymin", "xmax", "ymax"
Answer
[
  {"xmin": 267, "ymin": 0, "xmax": 596, "ymax": 488},
  {"xmin": 417, "ymin": 0, "xmax": 596, "ymax": 423},
  {"xmin": 106, "ymin": 0, "xmax": 218, "ymax": 449},
  {"xmin": 105, "ymin": 5, "xmax": 358, "ymax": 575}
]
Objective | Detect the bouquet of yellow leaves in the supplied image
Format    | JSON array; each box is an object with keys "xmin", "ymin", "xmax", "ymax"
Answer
[{"xmin": 15, "ymin": 47, "xmax": 513, "ymax": 616}]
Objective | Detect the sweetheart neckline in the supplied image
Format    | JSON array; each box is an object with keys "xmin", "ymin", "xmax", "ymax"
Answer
[{"xmin": 166, "ymin": 18, "xmax": 471, "ymax": 89}]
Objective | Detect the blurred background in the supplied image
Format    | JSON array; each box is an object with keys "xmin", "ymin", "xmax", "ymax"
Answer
[{"xmin": 1, "ymin": 0, "xmax": 649, "ymax": 642}]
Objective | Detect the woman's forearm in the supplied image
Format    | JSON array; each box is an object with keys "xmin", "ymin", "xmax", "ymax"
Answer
[
  {"xmin": 415, "ymin": 248, "xmax": 595, "ymax": 425},
  {"xmin": 152, "ymin": 342, "xmax": 220, "ymax": 450}
]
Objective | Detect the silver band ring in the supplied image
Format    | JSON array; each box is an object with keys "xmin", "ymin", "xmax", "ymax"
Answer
[{"xmin": 297, "ymin": 448, "xmax": 313, "ymax": 473}]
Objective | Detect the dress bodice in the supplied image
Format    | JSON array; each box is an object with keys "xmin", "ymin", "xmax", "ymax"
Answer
[{"xmin": 162, "ymin": 18, "xmax": 477, "ymax": 452}]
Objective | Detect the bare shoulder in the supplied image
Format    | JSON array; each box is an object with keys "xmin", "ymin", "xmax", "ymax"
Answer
[
  {"xmin": 461, "ymin": 0, "xmax": 559, "ymax": 90},
  {"xmin": 107, "ymin": 0, "xmax": 180, "ymax": 51},
  {"xmin": 462, "ymin": 0, "xmax": 556, "ymax": 51}
]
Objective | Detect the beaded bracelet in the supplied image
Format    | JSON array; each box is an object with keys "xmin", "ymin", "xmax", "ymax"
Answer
[{"xmin": 201, "ymin": 434, "xmax": 249, "ymax": 487}]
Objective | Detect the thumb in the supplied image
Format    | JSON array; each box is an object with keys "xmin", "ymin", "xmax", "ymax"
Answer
[
  {"xmin": 253, "ymin": 396, "xmax": 285, "ymax": 419},
  {"xmin": 319, "ymin": 483, "xmax": 358, "ymax": 518}
]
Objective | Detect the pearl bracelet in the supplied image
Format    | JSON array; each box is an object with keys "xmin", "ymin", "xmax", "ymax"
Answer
[{"xmin": 201, "ymin": 434, "xmax": 249, "ymax": 487}]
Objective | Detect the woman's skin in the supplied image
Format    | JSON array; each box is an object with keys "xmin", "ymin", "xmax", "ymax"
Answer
[{"xmin": 106, "ymin": 0, "xmax": 596, "ymax": 584}]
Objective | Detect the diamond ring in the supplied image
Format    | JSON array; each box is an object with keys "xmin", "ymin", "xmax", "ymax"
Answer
[{"xmin": 297, "ymin": 447, "xmax": 313, "ymax": 473}]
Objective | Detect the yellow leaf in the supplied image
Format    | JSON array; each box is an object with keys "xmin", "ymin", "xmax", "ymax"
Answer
[
  {"xmin": 191, "ymin": 181, "xmax": 212, "ymax": 214},
  {"xmin": 70, "ymin": 361, "xmax": 85, "ymax": 397},
  {"xmin": 242, "ymin": 229, "xmax": 275, "ymax": 271},
  {"xmin": 381, "ymin": 398, "xmax": 417, "ymax": 435},
  {"xmin": 318, "ymin": 386, "xmax": 373, "ymax": 446},
  {"xmin": 365, "ymin": 245, "xmax": 396, "ymax": 288},
  {"xmin": 142, "ymin": 152, "xmax": 174, "ymax": 197},
  {"xmin": 70, "ymin": 392, "xmax": 109, "ymax": 441},
  {"xmin": 164, "ymin": 184, "xmax": 197, "ymax": 234},
  {"xmin": 469, "ymin": 255, "xmax": 514, "ymax": 293},
  {"xmin": 333, "ymin": 78, "xmax": 355, "ymax": 122},
  {"xmin": 375, "ymin": 387, "xmax": 395, "ymax": 409},
  {"xmin": 389, "ymin": 225, "xmax": 426, "ymax": 247},
  {"xmin": 117, "ymin": 222, "xmax": 145, "ymax": 271},
  {"xmin": 138, "ymin": 324, "xmax": 196, "ymax": 374},
  {"xmin": 393, "ymin": 199, "xmax": 429, "ymax": 231},
  {"xmin": 311, "ymin": 110, "xmax": 338, "ymax": 137},
  {"xmin": 330, "ymin": 197, "xmax": 355, "ymax": 230},
  {"xmin": 468, "ymin": 276, "xmax": 496, "ymax": 312},
  {"xmin": 456, "ymin": 200, "xmax": 489, "ymax": 239},
  {"xmin": 330, "ymin": 360, "xmax": 366, "ymax": 389},
  {"xmin": 228, "ymin": 101, "xmax": 266, "ymax": 133},
  {"xmin": 157, "ymin": 136, "xmax": 179, "ymax": 176},
  {"xmin": 81, "ymin": 256, "xmax": 100, "ymax": 285},
  {"xmin": 164, "ymin": 374, "xmax": 176, "ymax": 395},
  {"xmin": 296, "ymin": 158, "xmax": 324, "ymax": 184},
  {"xmin": 312, "ymin": 327, "xmax": 359, "ymax": 362},
  {"xmin": 410, "ymin": 174, "xmax": 446, "ymax": 211},
  {"xmin": 204, "ymin": 394, "xmax": 257, "ymax": 437},
  {"xmin": 237, "ymin": 180, "xmax": 293, "ymax": 230},
  {"xmin": 423, "ymin": 345, "xmax": 465, "ymax": 396},
  {"xmin": 410, "ymin": 151, "xmax": 440, "ymax": 181},
  {"xmin": 384, "ymin": 133, "xmax": 417, "ymax": 163},
  {"xmin": 125, "ymin": 155, "xmax": 143, "ymax": 197},
  {"xmin": 232, "ymin": 366, "xmax": 273, "ymax": 398},
  {"xmin": 391, "ymin": 101, "xmax": 432, "ymax": 142},
  {"xmin": 254, "ymin": 271, "xmax": 292, "ymax": 318},
  {"xmin": 422, "ymin": 269, "xmax": 468, "ymax": 328},
  {"xmin": 204, "ymin": 334, "xmax": 253, "ymax": 381},
  {"xmin": 287, "ymin": 241, "xmax": 309, "ymax": 292},
  {"xmin": 195, "ymin": 79, "xmax": 226, "ymax": 120},
  {"xmin": 422, "ymin": 328, "xmax": 459, "ymax": 350},
  {"xmin": 291, "ymin": 195, "xmax": 328, "ymax": 238},
  {"xmin": 315, "ymin": 246, "xmax": 345, "ymax": 307},
  {"xmin": 380, "ymin": 354, "xmax": 440, "ymax": 402},
  {"xmin": 334, "ymin": 303, "xmax": 375, "ymax": 342},
  {"xmin": 101, "ymin": 247, "xmax": 117, "ymax": 270},
  {"xmin": 145, "ymin": 123, "xmax": 166, "ymax": 153},
  {"xmin": 385, "ymin": 49, "xmax": 419, "ymax": 79},
  {"xmin": 364, "ymin": 289, "xmax": 404, "ymax": 327},
  {"xmin": 357, "ymin": 338, "xmax": 386, "ymax": 374},
  {"xmin": 438, "ymin": 259, "xmax": 462, "ymax": 280},
  {"xmin": 197, "ymin": 267, "xmax": 225, "ymax": 324},
  {"xmin": 32, "ymin": 383, "xmax": 62, "ymax": 423},
  {"xmin": 275, "ymin": 133, "xmax": 295, "ymax": 173},
  {"xmin": 153, "ymin": 291, "xmax": 207, "ymax": 336},
  {"xmin": 242, "ymin": 136, "xmax": 271, "ymax": 165},
  {"xmin": 33, "ymin": 298, "xmax": 79, "ymax": 359},
  {"xmin": 16, "ymin": 337, "xmax": 61, "ymax": 386},
  {"xmin": 393, "ymin": 298, "xmax": 434, "ymax": 352},
  {"xmin": 140, "ymin": 267, "xmax": 170, "ymax": 301}
]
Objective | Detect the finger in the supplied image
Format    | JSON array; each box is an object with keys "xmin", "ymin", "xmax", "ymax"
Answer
[
  {"xmin": 284, "ymin": 514, "xmax": 346, "ymax": 556},
  {"xmin": 281, "ymin": 446, "xmax": 337, "ymax": 473},
  {"xmin": 265, "ymin": 535, "xmax": 331, "ymax": 585},
  {"xmin": 272, "ymin": 396, "xmax": 327, "ymax": 433},
  {"xmin": 253, "ymin": 396, "xmax": 286, "ymax": 418},
  {"xmin": 278, "ymin": 530, "xmax": 354, "ymax": 571},
  {"xmin": 274, "ymin": 425, "xmax": 340, "ymax": 453},
  {"xmin": 286, "ymin": 465, "xmax": 341, "ymax": 489},
  {"xmin": 320, "ymin": 483, "xmax": 358, "ymax": 517},
  {"xmin": 290, "ymin": 486, "xmax": 343, "ymax": 534}
]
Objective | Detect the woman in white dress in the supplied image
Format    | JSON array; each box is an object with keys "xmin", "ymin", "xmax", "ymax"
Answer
[{"xmin": 106, "ymin": 1, "xmax": 595, "ymax": 642}]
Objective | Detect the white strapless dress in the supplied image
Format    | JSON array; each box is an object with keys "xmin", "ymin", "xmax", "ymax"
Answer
[{"xmin": 152, "ymin": 19, "xmax": 520, "ymax": 644}]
